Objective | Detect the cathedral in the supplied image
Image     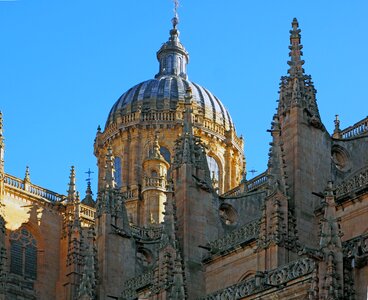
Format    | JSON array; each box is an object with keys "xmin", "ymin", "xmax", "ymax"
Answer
[{"xmin": 0, "ymin": 12, "xmax": 368, "ymax": 300}]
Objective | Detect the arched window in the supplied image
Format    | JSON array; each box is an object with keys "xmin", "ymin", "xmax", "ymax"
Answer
[
  {"xmin": 114, "ymin": 157, "xmax": 122, "ymax": 188},
  {"xmin": 9, "ymin": 228, "xmax": 37, "ymax": 280},
  {"xmin": 207, "ymin": 155, "xmax": 219, "ymax": 185}
]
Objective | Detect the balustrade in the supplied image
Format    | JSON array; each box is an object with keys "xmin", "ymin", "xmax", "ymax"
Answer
[
  {"xmin": 143, "ymin": 176, "xmax": 167, "ymax": 190},
  {"xmin": 4, "ymin": 173, "xmax": 64, "ymax": 202},
  {"xmin": 207, "ymin": 219, "xmax": 259, "ymax": 254},
  {"xmin": 335, "ymin": 167, "xmax": 368, "ymax": 199},
  {"xmin": 129, "ymin": 223, "xmax": 162, "ymax": 241},
  {"xmin": 246, "ymin": 172, "xmax": 268, "ymax": 191},
  {"xmin": 80, "ymin": 204, "xmax": 96, "ymax": 220},
  {"xmin": 341, "ymin": 116, "xmax": 368, "ymax": 139}
]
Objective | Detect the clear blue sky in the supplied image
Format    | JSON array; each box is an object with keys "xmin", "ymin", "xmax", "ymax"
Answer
[{"xmin": 1, "ymin": 1, "xmax": 367, "ymax": 196}]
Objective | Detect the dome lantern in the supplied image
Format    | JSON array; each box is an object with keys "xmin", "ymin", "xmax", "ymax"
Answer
[{"xmin": 155, "ymin": 17, "xmax": 189, "ymax": 79}]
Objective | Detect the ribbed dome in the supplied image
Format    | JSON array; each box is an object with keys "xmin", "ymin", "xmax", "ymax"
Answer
[
  {"xmin": 105, "ymin": 75, "xmax": 233, "ymax": 130},
  {"xmin": 105, "ymin": 17, "xmax": 234, "ymax": 131}
]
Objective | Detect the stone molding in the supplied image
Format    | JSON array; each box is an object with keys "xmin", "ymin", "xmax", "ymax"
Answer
[{"xmin": 200, "ymin": 258, "xmax": 316, "ymax": 299}]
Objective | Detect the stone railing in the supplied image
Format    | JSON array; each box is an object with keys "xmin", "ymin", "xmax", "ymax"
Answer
[
  {"xmin": 141, "ymin": 111, "xmax": 176, "ymax": 122},
  {"xmin": 104, "ymin": 111, "xmax": 177, "ymax": 139},
  {"xmin": 221, "ymin": 171, "xmax": 268, "ymax": 198},
  {"xmin": 4, "ymin": 173, "xmax": 64, "ymax": 202},
  {"xmin": 79, "ymin": 204, "xmax": 96, "ymax": 221},
  {"xmin": 121, "ymin": 271, "xmax": 153, "ymax": 300},
  {"xmin": 207, "ymin": 219, "xmax": 259, "ymax": 255},
  {"xmin": 200, "ymin": 258, "xmax": 316, "ymax": 299},
  {"xmin": 246, "ymin": 171, "xmax": 268, "ymax": 192},
  {"xmin": 335, "ymin": 167, "xmax": 368, "ymax": 199},
  {"xmin": 142, "ymin": 177, "xmax": 167, "ymax": 191},
  {"xmin": 130, "ymin": 223, "xmax": 163, "ymax": 241},
  {"xmin": 121, "ymin": 111, "xmax": 139, "ymax": 124},
  {"xmin": 221, "ymin": 185, "xmax": 242, "ymax": 198},
  {"xmin": 341, "ymin": 116, "xmax": 368, "ymax": 139},
  {"xmin": 201, "ymin": 119, "xmax": 226, "ymax": 137}
]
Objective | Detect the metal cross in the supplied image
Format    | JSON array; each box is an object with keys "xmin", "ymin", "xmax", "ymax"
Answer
[
  {"xmin": 173, "ymin": 0, "xmax": 179, "ymax": 18},
  {"xmin": 85, "ymin": 168, "xmax": 94, "ymax": 183},
  {"xmin": 249, "ymin": 169, "xmax": 258, "ymax": 176}
]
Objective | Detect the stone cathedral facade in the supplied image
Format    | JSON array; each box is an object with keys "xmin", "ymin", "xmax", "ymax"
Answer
[{"xmin": 0, "ymin": 16, "xmax": 368, "ymax": 300}]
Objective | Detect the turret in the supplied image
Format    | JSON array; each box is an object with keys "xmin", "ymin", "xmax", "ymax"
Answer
[{"xmin": 141, "ymin": 133, "xmax": 170, "ymax": 225}]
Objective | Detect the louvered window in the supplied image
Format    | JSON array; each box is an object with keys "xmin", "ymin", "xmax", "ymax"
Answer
[{"xmin": 9, "ymin": 228, "xmax": 37, "ymax": 280}]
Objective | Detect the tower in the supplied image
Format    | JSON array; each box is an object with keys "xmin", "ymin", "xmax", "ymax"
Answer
[{"xmin": 274, "ymin": 18, "xmax": 331, "ymax": 248}]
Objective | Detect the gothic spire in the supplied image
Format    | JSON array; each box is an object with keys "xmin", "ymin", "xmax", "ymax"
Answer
[
  {"xmin": 77, "ymin": 227, "xmax": 96, "ymax": 300},
  {"xmin": 162, "ymin": 181, "xmax": 188, "ymax": 298},
  {"xmin": 277, "ymin": 18, "xmax": 322, "ymax": 126},
  {"xmin": 67, "ymin": 166, "xmax": 77, "ymax": 202},
  {"xmin": 155, "ymin": 2, "xmax": 189, "ymax": 80},
  {"xmin": 287, "ymin": 18, "xmax": 305, "ymax": 78}
]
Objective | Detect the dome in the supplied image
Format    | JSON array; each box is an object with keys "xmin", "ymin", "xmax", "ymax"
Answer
[
  {"xmin": 105, "ymin": 17, "xmax": 234, "ymax": 132},
  {"xmin": 105, "ymin": 76, "xmax": 233, "ymax": 130}
]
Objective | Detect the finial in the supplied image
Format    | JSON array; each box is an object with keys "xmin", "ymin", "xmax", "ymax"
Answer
[
  {"xmin": 97, "ymin": 125, "xmax": 101, "ymax": 133},
  {"xmin": 24, "ymin": 166, "xmax": 31, "ymax": 183},
  {"xmin": 67, "ymin": 166, "xmax": 77, "ymax": 202},
  {"xmin": 147, "ymin": 131, "xmax": 164, "ymax": 160},
  {"xmin": 334, "ymin": 114, "xmax": 340, "ymax": 129},
  {"xmin": 333, "ymin": 115, "xmax": 341, "ymax": 138},
  {"xmin": 287, "ymin": 18, "xmax": 305, "ymax": 78},
  {"xmin": 153, "ymin": 131, "xmax": 161, "ymax": 155}
]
